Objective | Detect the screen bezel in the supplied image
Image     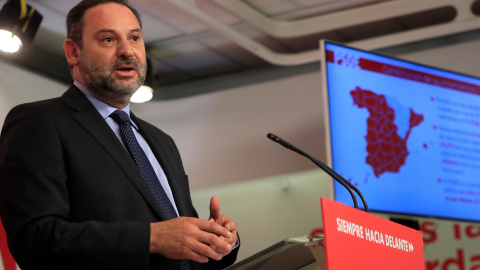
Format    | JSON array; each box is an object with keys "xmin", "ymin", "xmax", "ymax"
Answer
[{"xmin": 319, "ymin": 39, "xmax": 480, "ymax": 223}]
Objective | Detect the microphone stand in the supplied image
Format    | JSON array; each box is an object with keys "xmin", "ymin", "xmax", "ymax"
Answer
[{"xmin": 267, "ymin": 133, "xmax": 369, "ymax": 212}]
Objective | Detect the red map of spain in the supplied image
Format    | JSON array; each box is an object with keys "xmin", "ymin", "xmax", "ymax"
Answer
[{"xmin": 350, "ymin": 86, "xmax": 424, "ymax": 177}]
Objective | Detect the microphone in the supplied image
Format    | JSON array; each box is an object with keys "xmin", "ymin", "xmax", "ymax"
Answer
[{"xmin": 267, "ymin": 133, "xmax": 369, "ymax": 212}]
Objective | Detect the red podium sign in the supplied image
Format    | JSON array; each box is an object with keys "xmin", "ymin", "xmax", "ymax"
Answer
[{"xmin": 321, "ymin": 197, "xmax": 425, "ymax": 269}]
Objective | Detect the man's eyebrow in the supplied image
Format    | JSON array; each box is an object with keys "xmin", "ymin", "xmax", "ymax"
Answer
[
  {"xmin": 95, "ymin": 28, "xmax": 142, "ymax": 35},
  {"xmin": 95, "ymin": 29, "xmax": 116, "ymax": 35}
]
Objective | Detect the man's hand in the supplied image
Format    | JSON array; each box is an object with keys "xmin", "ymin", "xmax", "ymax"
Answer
[
  {"xmin": 209, "ymin": 196, "xmax": 238, "ymax": 257},
  {"xmin": 150, "ymin": 217, "xmax": 233, "ymax": 263}
]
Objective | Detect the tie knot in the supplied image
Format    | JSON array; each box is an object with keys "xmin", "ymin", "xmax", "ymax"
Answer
[{"xmin": 110, "ymin": 110, "xmax": 130, "ymax": 125}]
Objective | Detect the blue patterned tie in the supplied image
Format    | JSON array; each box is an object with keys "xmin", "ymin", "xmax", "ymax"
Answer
[{"xmin": 110, "ymin": 110, "xmax": 192, "ymax": 270}]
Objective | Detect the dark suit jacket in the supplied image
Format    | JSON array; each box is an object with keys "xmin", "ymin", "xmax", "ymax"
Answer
[{"xmin": 0, "ymin": 85, "xmax": 238, "ymax": 270}]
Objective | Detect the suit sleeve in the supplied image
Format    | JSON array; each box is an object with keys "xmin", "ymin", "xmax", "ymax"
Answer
[{"xmin": 0, "ymin": 104, "xmax": 151, "ymax": 270}]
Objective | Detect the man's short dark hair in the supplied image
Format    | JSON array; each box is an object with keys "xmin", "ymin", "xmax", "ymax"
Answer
[{"xmin": 66, "ymin": 0, "xmax": 142, "ymax": 47}]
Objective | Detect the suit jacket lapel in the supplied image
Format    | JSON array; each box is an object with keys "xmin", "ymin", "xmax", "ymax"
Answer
[{"xmin": 62, "ymin": 86, "xmax": 169, "ymax": 220}]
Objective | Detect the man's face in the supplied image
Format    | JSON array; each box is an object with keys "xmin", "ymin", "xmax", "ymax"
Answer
[{"xmin": 77, "ymin": 3, "xmax": 146, "ymax": 102}]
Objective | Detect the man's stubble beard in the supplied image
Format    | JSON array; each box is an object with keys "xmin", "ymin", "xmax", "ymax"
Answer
[{"xmin": 78, "ymin": 50, "xmax": 147, "ymax": 104}]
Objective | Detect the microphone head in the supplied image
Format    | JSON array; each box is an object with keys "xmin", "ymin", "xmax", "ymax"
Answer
[
  {"xmin": 267, "ymin": 133, "xmax": 291, "ymax": 150},
  {"xmin": 267, "ymin": 133, "xmax": 278, "ymax": 141}
]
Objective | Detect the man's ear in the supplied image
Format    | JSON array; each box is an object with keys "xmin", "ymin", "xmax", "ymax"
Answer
[{"xmin": 64, "ymin": 39, "xmax": 80, "ymax": 66}]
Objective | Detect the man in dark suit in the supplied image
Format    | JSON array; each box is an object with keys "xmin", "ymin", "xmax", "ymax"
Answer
[{"xmin": 0, "ymin": 0, "xmax": 238, "ymax": 269}]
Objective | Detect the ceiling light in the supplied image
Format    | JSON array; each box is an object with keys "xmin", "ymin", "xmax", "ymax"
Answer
[
  {"xmin": 0, "ymin": 29, "xmax": 21, "ymax": 53},
  {"xmin": 131, "ymin": 85, "xmax": 154, "ymax": 103},
  {"xmin": 130, "ymin": 57, "xmax": 156, "ymax": 103},
  {"xmin": 0, "ymin": 0, "xmax": 43, "ymax": 53}
]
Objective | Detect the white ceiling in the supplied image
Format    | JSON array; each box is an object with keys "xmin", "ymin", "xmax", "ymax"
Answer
[{"xmin": 2, "ymin": 0, "xmax": 480, "ymax": 99}]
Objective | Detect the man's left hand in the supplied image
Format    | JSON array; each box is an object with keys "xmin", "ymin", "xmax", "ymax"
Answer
[{"xmin": 208, "ymin": 196, "xmax": 238, "ymax": 256}]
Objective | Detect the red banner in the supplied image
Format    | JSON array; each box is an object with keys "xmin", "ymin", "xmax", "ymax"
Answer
[
  {"xmin": 326, "ymin": 49, "xmax": 480, "ymax": 95},
  {"xmin": 321, "ymin": 197, "xmax": 425, "ymax": 269},
  {"xmin": 0, "ymin": 219, "xmax": 16, "ymax": 270}
]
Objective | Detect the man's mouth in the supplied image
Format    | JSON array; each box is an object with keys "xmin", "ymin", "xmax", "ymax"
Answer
[
  {"xmin": 117, "ymin": 65, "xmax": 135, "ymax": 71},
  {"xmin": 115, "ymin": 65, "xmax": 136, "ymax": 76}
]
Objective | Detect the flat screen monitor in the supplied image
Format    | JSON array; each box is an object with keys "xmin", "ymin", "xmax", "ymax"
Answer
[{"xmin": 320, "ymin": 40, "xmax": 480, "ymax": 222}]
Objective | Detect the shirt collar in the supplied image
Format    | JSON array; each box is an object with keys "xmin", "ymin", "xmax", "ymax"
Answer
[{"xmin": 74, "ymin": 80, "xmax": 138, "ymax": 129}]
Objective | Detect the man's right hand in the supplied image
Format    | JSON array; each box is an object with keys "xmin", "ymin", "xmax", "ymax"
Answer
[{"xmin": 149, "ymin": 217, "xmax": 233, "ymax": 263}]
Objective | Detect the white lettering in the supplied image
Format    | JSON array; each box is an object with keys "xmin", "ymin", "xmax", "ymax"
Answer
[
  {"xmin": 385, "ymin": 234, "xmax": 392, "ymax": 247},
  {"xmin": 336, "ymin": 218, "xmax": 364, "ymax": 239},
  {"xmin": 347, "ymin": 220, "xmax": 353, "ymax": 234},
  {"xmin": 358, "ymin": 225, "xmax": 364, "ymax": 239},
  {"xmin": 385, "ymin": 234, "xmax": 412, "ymax": 252},
  {"xmin": 366, "ymin": 231, "xmax": 413, "ymax": 252},
  {"xmin": 337, "ymin": 218, "xmax": 342, "ymax": 232},
  {"xmin": 379, "ymin": 232, "xmax": 385, "ymax": 245},
  {"xmin": 364, "ymin": 228, "xmax": 384, "ymax": 244}
]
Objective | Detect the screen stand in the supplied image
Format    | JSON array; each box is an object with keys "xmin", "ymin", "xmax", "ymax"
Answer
[{"xmin": 389, "ymin": 217, "xmax": 420, "ymax": 230}]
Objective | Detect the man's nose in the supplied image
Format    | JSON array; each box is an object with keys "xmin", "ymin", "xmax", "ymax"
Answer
[{"xmin": 117, "ymin": 39, "xmax": 134, "ymax": 59}]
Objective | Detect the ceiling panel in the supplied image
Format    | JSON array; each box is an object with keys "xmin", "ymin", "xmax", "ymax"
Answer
[
  {"xmin": 244, "ymin": 0, "xmax": 390, "ymax": 19},
  {"xmin": 243, "ymin": 0, "xmax": 301, "ymax": 17},
  {"xmin": 149, "ymin": 41, "xmax": 242, "ymax": 77},
  {"xmin": 137, "ymin": 0, "xmax": 211, "ymax": 34},
  {"xmin": 196, "ymin": 0, "xmax": 242, "ymax": 25},
  {"xmin": 295, "ymin": 0, "xmax": 339, "ymax": 6},
  {"xmin": 199, "ymin": 35, "xmax": 266, "ymax": 67},
  {"xmin": 30, "ymin": 0, "xmax": 74, "ymax": 14},
  {"xmin": 130, "ymin": 3, "xmax": 183, "ymax": 42},
  {"xmin": 2, "ymin": 0, "xmax": 479, "ymax": 100},
  {"xmin": 152, "ymin": 60, "xmax": 192, "ymax": 85},
  {"xmin": 339, "ymin": 19, "xmax": 406, "ymax": 40}
]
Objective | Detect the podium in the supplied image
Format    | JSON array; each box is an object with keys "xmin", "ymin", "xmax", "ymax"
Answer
[
  {"xmin": 227, "ymin": 198, "xmax": 425, "ymax": 270},
  {"xmin": 224, "ymin": 236, "xmax": 326, "ymax": 270}
]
